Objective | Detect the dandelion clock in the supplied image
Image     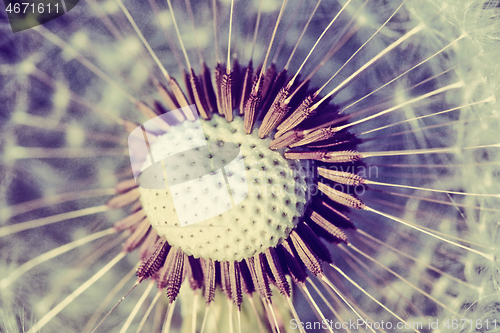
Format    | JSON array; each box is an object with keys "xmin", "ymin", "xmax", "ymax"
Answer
[{"xmin": 1, "ymin": 0, "xmax": 499, "ymax": 332}]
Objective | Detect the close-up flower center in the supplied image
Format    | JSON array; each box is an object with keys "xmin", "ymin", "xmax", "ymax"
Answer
[{"xmin": 138, "ymin": 115, "xmax": 310, "ymax": 262}]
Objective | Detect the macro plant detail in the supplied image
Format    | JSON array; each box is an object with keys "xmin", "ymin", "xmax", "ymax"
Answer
[{"xmin": 1, "ymin": 0, "xmax": 500, "ymax": 332}]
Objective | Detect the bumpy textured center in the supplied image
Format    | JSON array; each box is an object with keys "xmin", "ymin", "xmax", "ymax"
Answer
[{"xmin": 138, "ymin": 115, "xmax": 310, "ymax": 262}]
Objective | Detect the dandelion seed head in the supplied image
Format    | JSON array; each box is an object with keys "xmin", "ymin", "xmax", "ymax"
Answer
[
  {"xmin": 65, "ymin": 124, "xmax": 85, "ymax": 148},
  {"xmin": 18, "ymin": 60, "xmax": 35, "ymax": 75},
  {"xmin": 139, "ymin": 116, "xmax": 310, "ymax": 262},
  {"xmin": 1, "ymin": 0, "xmax": 500, "ymax": 331},
  {"xmin": 120, "ymin": 37, "xmax": 142, "ymax": 57},
  {"xmin": 102, "ymin": 0, "xmax": 120, "ymax": 14}
]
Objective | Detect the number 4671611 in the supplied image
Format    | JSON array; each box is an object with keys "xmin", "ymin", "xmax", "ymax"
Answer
[
  {"xmin": 5, "ymin": 2, "xmax": 59, "ymax": 14},
  {"xmin": 443, "ymin": 319, "xmax": 497, "ymax": 330}
]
